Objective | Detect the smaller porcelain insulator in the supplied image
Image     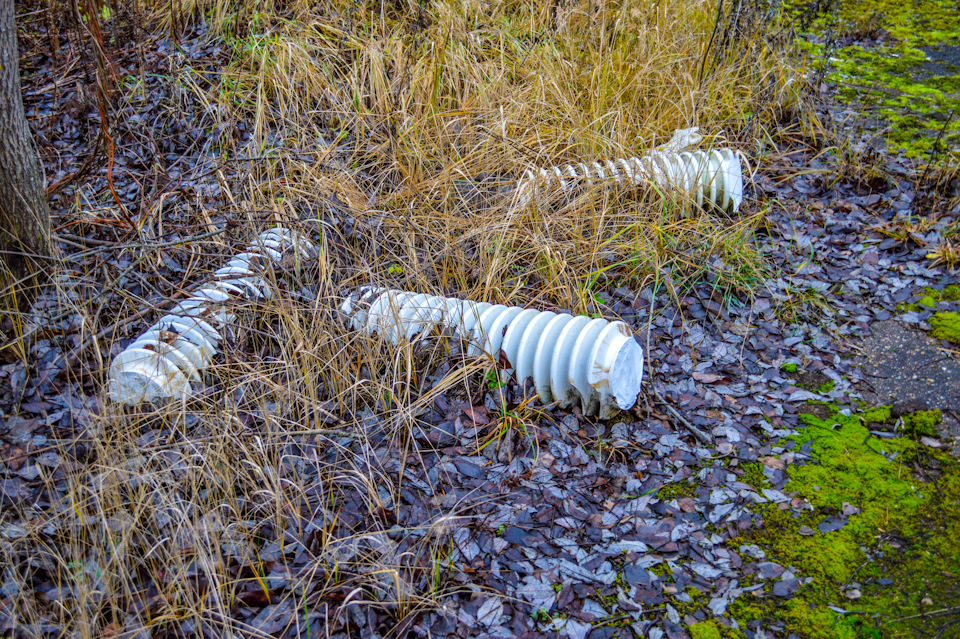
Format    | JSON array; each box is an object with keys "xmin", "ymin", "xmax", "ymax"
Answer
[
  {"xmin": 108, "ymin": 228, "xmax": 316, "ymax": 405},
  {"xmin": 515, "ymin": 148, "xmax": 743, "ymax": 213}
]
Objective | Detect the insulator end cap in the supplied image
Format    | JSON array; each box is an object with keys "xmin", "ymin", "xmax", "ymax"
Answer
[
  {"xmin": 590, "ymin": 322, "xmax": 644, "ymax": 417},
  {"xmin": 609, "ymin": 339, "xmax": 644, "ymax": 410}
]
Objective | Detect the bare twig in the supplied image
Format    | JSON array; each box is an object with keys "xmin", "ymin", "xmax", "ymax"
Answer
[
  {"xmin": 653, "ymin": 391, "xmax": 713, "ymax": 446},
  {"xmin": 41, "ymin": 291, "xmax": 189, "ymax": 383},
  {"xmin": 893, "ymin": 605, "xmax": 960, "ymax": 622},
  {"xmin": 64, "ymin": 228, "xmax": 229, "ymax": 261},
  {"xmin": 918, "ymin": 108, "xmax": 956, "ymax": 190},
  {"xmin": 44, "ymin": 131, "xmax": 104, "ymax": 199},
  {"xmin": 2, "ymin": 231, "xmax": 225, "ymax": 354}
]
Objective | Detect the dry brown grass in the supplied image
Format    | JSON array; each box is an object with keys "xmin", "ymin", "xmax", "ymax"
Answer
[{"xmin": 1, "ymin": 0, "xmax": 813, "ymax": 636}]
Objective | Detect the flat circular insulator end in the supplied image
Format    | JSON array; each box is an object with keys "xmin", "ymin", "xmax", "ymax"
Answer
[{"xmin": 609, "ymin": 339, "xmax": 644, "ymax": 409}]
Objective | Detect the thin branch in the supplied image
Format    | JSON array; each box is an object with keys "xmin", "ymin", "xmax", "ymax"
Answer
[
  {"xmin": 653, "ymin": 391, "xmax": 713, "ymax": 446},
  {"xmin": 64, "ymin": 227, "xmax": 229, "ymax": 261},
  {"xmin": 894, "ymin": 605, "xmax": 960, "ymax": 622}
]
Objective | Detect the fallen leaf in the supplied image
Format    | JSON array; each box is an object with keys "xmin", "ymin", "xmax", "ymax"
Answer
[
  {"xmin": 477, "ymin": 596, "xmax": 504, "ymax": 627},
  {"xmin": 463, "ymin": 405, "xmax": 489, "ymax": 425},
  {"xmin": 759, "ymin": 456, "xmax": 786, "ymax": 471},
  {"xmin": 692, "ymin": 372, "xmax": 727, "ymax": 384}
]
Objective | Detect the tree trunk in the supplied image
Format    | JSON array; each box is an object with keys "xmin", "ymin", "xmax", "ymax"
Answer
[{"xmin": 0, "ymin": 0, "xmax": 51, "ymax": 310}]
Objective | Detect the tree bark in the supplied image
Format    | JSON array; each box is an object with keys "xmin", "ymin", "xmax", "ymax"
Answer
[{"xmin": 0, "ymin": 0, "xmax": 51, "ymax": 309}]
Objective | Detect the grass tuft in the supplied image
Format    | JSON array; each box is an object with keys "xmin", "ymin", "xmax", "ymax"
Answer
[{"xmin": 4, "ymin": 0, "xmax": 813, "ymax": 635}]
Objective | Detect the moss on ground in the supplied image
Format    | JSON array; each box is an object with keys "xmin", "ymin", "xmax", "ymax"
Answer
[
  {"xmin": 657, "ymin": 479, "xmax": 698, "ymax": 501},
  {"xmin": 727, "ymin": 405, "xmax": 960, "ymax": 637},
  {"xmin": 791, "ymin": 0, "xmax": 960, "ymax": 157},
  {"xmin": 689, "ymin": 620, "xmax": 724, "ymax": 639},
  {"xmin": 865, "ymin": 406, "xmax": 941, "ymax": 440},
  {"xmin": 930, "ymin": 311, "xmax": 960, "ymax": 344},
  {"xmin": 740, "ymin": 462, "xmax": 773, "ymax": 490},
  {"xmin": 941, "ymin": 284, "xmax": 960, "ymax": 302},
  {"xmin": 897, "ymin": 285, "xmax": 960, "ymax": 312},
  {"xmin": 902, "ymin": 409, "xmax": 942, "ymax": 438}
]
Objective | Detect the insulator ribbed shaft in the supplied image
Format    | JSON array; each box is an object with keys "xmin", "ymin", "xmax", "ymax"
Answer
[
  {"xmin": 340, "ymin": 288, "xmax": 644, "ymax": 418},
  {"xmin": 108, "ymin": 228, "xmax": 316, "ymax": 406},
  {"xmin": 515, "ymin": 148, "xmax": 743, "ymax": 213}
]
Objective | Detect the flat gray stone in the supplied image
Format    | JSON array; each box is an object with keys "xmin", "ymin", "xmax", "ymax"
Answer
[{"xmin": 856, "ymin": 321, "xmax": 960, "ymax": 438}]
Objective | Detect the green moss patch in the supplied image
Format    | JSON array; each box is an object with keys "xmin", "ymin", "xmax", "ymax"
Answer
[
  {"xmin": 897, "ymin": 285, "xmax": 960, "ymax": 312},
  {"xmin": 865, "ymin": 406, "xmax": 941, "ymax": 440},
  {"xmin": 730, "ymin": 405, "xmax": 960, "ymax": 637},
  {"xmin": 930, "ymin": 311, "xmax": 960, "ymax": 344},
  {"xmin": 657, "ymin": 479, "xmax": 699, "ymax": 501},
  {"xmin": 792, "ymin": 0, "xmax": 960, "ymax": 158},
  {"xmin": 689, "ymin": 620, "xmax": 724, "ymax": 639},
  {"xmin": 902, "ymin": 409, "xmax": 942, "ymax": 438},
  {"xmin": 941, "ymin": 284, "xmax": 960, "ymax": 302}
]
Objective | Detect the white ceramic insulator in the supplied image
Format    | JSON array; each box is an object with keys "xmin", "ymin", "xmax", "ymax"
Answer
[
  {"xmin": 514, "ymin": 148, "xmax": 743, "ymax": 213},
  {"xmin": 108, "ymin": 228, "xmax": 316, "ymax": 405},
  {"xmin": 340, "ymin": 287, "xmax": 644, "ymax": 419}
]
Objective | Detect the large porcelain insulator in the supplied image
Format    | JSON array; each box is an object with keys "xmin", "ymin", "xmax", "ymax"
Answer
[
  {"xmin": 107, "ymin": 228, "xmax": 316, "ymax": 405},
  {"xmin": 341, "ymin": 288, "xmax": 644, "ymax": 418},
  {"xmin": 515, "ymin": 148, "xmax": 743, "ymax": 212}
]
